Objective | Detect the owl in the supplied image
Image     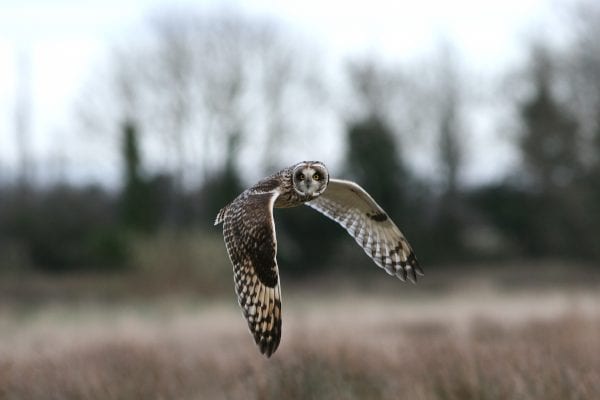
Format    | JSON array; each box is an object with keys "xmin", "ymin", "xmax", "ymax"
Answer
[{"xmin": 214, "ymin": 161, "xmax": 422, "ymax": 357}]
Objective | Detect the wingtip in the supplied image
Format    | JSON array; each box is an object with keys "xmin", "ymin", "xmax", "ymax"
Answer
[
  {"xmin": 415, "ymin": 263, "xmax": 425, "ymax": 277},
  {"xmin": 407, "ymin": 265, "xmax": 418, "ymax": 284},
  {"xmin": 258, "ymin": 336, "xmax": 279, "ymax": 358},
  {"xmin": 408, "ymin": 253, "xmax": 423, "ymax": 279},
  {"xmin": 396, "ymin": 267, "xmax": 407, "ymax": 282},
  {"xmin": 262, "ymin": 349, "xmax": 275, "ymax": 358}
]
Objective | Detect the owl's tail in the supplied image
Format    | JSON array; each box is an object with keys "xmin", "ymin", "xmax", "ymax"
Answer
[{"xmin": 214, "ymin": 207, "xmax": 227, "ymax": 225}]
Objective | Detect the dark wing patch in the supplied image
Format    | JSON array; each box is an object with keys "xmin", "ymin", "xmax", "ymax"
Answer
[
  {"xmin": 228, "ymin": 198, "xmax": 278, "ymax": 287},
  {"xmin": 368, "ymin": 212, "xmax": 388, "ymax": 222},
  {"xmin": 220, "ymin": 191, "xmax": 282, "ymax": 357}
]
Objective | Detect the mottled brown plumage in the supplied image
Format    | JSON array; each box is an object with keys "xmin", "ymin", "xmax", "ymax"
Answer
[{"xmin": 215, "ymin": 161, "xmax": 422, "ymax": 357}]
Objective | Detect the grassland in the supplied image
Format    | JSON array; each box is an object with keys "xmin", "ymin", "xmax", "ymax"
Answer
[{"xmin": 0, "ymin": 265, "xmax": 599, "ymax": 399}]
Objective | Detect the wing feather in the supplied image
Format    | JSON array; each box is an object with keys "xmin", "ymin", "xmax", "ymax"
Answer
[
  {"xmin": 218, "ymin": 190, "xmax": 282, "ymax": 357},
  {"xmin": 306, "ymin": 178, "xmax": 423, "ymax": 282}
]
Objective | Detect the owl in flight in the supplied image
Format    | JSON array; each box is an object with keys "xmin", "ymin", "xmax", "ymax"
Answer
[{"xmin": 214, "ymin": 161, "xmax": 422, "ymax": 357}]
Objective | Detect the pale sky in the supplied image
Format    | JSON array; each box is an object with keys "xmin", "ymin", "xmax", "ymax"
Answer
[{"xmin": 0, "ymin": 0, "xmax": 568, "ymax": 186}]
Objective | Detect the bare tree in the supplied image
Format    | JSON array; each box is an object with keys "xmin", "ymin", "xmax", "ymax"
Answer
[
  {"xmin": 145, "ymin": 9, "xmax": 327, "ymax": 184},
  {"xmin": 74, "ymin": 43, "xmax": 149, "ymax": 189},
  {"xmin": 519, "ymin": 44, "xmax": 581, "ymax": 191},
  {"xmin": 511, "ymin": 40, "xmax": 597, "ymax": 258},
  {"xmin": 189, "ymin": 13, "xmax": 327, "ymax": 174},
  {"xmin": 146, "ymin": 10, "xmax": 199, "ymax": 190},
  {"xmin": 416, "ymin": 43, "xmax": 470, "ymax": 256},
  {"xmin": 438, "ymin": 47, "xmax": 465, "ymax": 199},
  {"xmin": 255, "ymin": 24, "xmax": 319, "ymax": 172},
  {"xmin": 344, "ymin": 56, "xmax": 423, "ymax": 175},
  {"xmin": 76, "ymin": 7, "xmax": 326, "ymax": 193},
  {"xmin": 344, "ymin": 46, "xmax": 468, "ymax": 193},
  {"xmin": 346, "ymin": 58, "xmax": 405, "ymax": 123},
  {"xmin": 418, "ymin": 42, "xmax": 467, "ymax": 196}
]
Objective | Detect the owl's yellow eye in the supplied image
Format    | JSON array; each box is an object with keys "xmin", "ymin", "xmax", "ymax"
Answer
[
  {"xmin": 313, "ymin": 173, "xmax": 320, "ymax": 181},
  {"xmin": 298, "ymin": 173, "xmax": 305, "ymax": 180}
]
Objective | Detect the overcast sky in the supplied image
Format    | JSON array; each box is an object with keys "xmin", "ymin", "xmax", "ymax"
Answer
[{"xmin": 0, "ymin": 0, "xmax": 568, "ymax": 186}]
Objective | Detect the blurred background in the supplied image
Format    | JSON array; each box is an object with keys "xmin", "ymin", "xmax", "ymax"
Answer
[{"xmin": 1, "ymin": 1, "xmax": 599, "ymax": 399}]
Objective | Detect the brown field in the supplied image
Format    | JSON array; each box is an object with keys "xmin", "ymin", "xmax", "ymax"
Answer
[{"xmin": 1, "ymin": 268, "xmax": 599, "ymax": 400}]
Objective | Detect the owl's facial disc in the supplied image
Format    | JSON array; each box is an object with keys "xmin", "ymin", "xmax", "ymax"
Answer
[{"xmin": 292, "ymin": 162, "xmax": 328, "ymax": 199}]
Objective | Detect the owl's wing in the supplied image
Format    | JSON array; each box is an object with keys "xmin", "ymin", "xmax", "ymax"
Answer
[
  {"xmin": 216, "ymin": 190, "xmax": 282, "ymax": 357},
  {"xmin": 306, "ymin": 178, "xmax": 423, "ymax": 282}
]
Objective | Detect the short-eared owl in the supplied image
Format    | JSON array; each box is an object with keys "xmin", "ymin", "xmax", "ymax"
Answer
[{"xmin": 215, "ymin": 161, "xmax": 422, "ymax": 357}]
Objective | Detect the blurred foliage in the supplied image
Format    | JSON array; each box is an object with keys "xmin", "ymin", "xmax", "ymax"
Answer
[
  {"xmin": 274, "ymin": 206, "xmax": 342, "ymax": 276},
  {"xmin": 512, "ymin": 44, "xmax": 599, "ymax": 261},
  {"xmin": 345, "ymin": 116, "xmax": 408, "ymax": 215},
  {"xmin": 199, "ymin": 134, "xmax": 245, "ymax": 228},
  {"xmin": 519, "ymin": 47, "xmax": 581, "ymax": 193},
  {"xmin": 129, "ymin": 230, "xmax": 232, "ymax": 294},
  {"xmin": 0, "ymin": 186, "xmax": 128, "ymax": 272}
]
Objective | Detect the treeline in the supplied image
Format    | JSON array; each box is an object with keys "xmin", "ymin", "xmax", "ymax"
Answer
[{"xmin": 2, "ymin": 2, "xmax": 600, "ymax": 274}]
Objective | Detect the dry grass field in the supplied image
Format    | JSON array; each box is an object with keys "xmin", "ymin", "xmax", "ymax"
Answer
[{"xmin": 0, "ymin": 266, "xmax": 599, "ymax": 400}]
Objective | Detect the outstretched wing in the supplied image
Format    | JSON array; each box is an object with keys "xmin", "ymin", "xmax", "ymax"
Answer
[
  {"xmin": 306, "ymin": 179, "xmax": 423, "ymax": 282},
  {"xmin": 217, "ymin": 190, "xmax": 282, "ymax": 357}
]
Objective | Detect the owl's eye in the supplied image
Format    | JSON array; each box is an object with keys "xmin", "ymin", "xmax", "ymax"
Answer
[
  {"xmin": 298, "ymin": 173, "xmax": 305, "ymax": 181},
  {"xmin": 313, "ymin": 173, "xmax": 320, "ymax": 181}
]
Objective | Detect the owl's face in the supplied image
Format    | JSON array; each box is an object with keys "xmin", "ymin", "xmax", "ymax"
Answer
[{"xmin": 291, "ymin": 161, "xmax": 329, "ymax": 200}]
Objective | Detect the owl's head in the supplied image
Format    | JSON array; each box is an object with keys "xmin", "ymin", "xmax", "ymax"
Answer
[{"xmin": 291, "ymin": 161, "xmax": 329, "ymax": 200}]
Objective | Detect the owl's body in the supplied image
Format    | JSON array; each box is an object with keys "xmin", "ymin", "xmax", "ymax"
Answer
[{"xmin": 215, "ymin": 161, "xmax": 422, "ymax": 357}]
